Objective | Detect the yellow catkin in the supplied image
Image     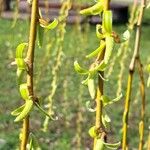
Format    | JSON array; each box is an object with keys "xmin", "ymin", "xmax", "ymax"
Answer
[{"xmin": 42, "ymin": 0, "xmax": 72, "ymax": 132}]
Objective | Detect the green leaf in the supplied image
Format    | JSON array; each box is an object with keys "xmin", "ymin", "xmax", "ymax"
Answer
[
  {"xmin": 88, "ymin": 126, "xmax": 97, "ymax": 138},
  {"xmin": 102, "ymin": 113, "xmax": 111, "ymax": 129},
  {"xmin": 11, "ymin": 104, "xmax": 25, "ymax": 116},
  {"xmin": 19, "ymin": 83, "xmax": 29, "ymax": 101},
  {"xmin": 16, "ymin": 69, "xmax": 24, "ymax": 84},
  {"xmin": 147, "ymin": 75, "xmax": 150, "ymax": 87},
  {"xmin": 35, "ymin": 102, "xmax": 58, "ymax": 121},
  {"xmin": 103, "ymin": 141, "xmax": 121, "ymax": 149},
  {"xmin": 86, "ymin": 101, "xmax": 96, "ymax": 112},
  {"xmin": 41, "ymin": 19, "xmax": 58, "ymax": 30},
  {"xmin": 86, "ymin": 42, "xmax": 106, "ymax": 59},
  {"xmin": 29, "ymin": 133, "xmax": 41, "ymax": 150},
  {"xmin": 104, "ymin": 36, "xmax": 114, "ymax": 64},
  {"xmin": 16, "ymin": 43, "xmax": 28, "ymax": 58},
  {"xmin": 15, "ymin": 58, "xmax": 26, "ymax": 70},
  {"xmin": 88, "ymin": 77, "xmax": 96, "ymax": 99},
  {"xmin": 101, "ymin": 93, "xmax": 122, "ymax": 106},
  {"xmin": 146, "ymin": 64, "xmax": 150, "ymax": 72},
  {"xmin": 14, "ymin": 99, "xmax": 33, "ymax": 122},
  {"xmin": 95, "ymin": 61, "xmax": 107, "ymax": 71},
  {"xmin": 37, "ymin": 24, "xmax": 44, "ymax": 47},
  {"xmin": 95, "ymin": 138, "xmax": 105, "ymax": 150},
  {"xmin": 80, "ymin": 2, "xmax": 103, "ymax": 16},
  {"xmin": 96, "ymin": 24, "xmax": 103, "ymax": 39},
  {"xmin": 74, "ymin": 61, "xmax": 89, "ymax": 75},
  {"xmin": 103, "ymin": 10, "xmax": 112, "ymax": 33}
]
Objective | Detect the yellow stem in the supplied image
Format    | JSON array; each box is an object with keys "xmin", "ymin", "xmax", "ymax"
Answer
[{"xmin": 21, "ymin": 0, "xmax": 38, "ymax": 149}]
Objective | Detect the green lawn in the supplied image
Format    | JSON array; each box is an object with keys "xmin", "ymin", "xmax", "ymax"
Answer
[{"xmin": 0, "ymin": 9, "xmax": 150, "ymax": 149}]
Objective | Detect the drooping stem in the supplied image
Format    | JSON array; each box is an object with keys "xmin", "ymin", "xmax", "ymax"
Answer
[
  {"xmin": 137, "ymin": 59, "xmax": 145, "ymax": 150},
  {"xmin": 122, "ymin": 0, "xmax": 146, "ymax": 149},
  {"xmin": 93, "ymin": 0, "xmax": 110, "ymax": 149},
  {"xmin": 20, "ymin": 0, "xmax": 38, "ymax": 149}
]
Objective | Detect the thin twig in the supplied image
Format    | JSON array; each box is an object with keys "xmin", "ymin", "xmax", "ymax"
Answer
[{"xmin": 122, "ymin": 0, "xmax": 146, "ymax": 149}]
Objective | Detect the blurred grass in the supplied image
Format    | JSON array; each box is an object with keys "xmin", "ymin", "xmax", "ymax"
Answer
[{"xmin": 0, "ymin": 8, "xmax": 150, "ymax": 150}]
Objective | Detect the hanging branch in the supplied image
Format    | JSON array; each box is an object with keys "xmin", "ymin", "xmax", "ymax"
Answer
[
  {"xmin": 20, "ymin": 0, "xmax": 38, "ymax": 149},
  {"xmin": 42, "ymin": 0, "xmax": 72, "ymax": 132},
  {"xmin": 122, "ymin": 0, "xmax": 146, "ymax": 149},
  {"xmin": 75, "ymin": 0, "xmax": 124, "ymax": 149}
]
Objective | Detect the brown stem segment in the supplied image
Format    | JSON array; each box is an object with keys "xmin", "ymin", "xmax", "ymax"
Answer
[
  {"xmin": 20, "ymin": 0, "xmax": 38, "ymax": 149},
  {"xmin": 122, "ymin": 0, "xmax": 146, "ymax": 149}
]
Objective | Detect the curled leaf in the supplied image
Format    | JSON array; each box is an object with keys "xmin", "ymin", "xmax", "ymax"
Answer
[
  {"xmin": 86, "ymin": 42, "xmax": 106, "ymax": 59},
  {"xmin": 86, "ymin": 101, "xmax": 96, "ymax": 112},
  {"xmin": 15, "ymin": 58, "xmax": 26, "ymax": 70},
  {"xmin": 103, "ymin": 141, "xmax": 121, "ymax": 149},
  {"xmin": 88, "ymin": 77, "xmax": 96, "ymax": 99},
  {"xmin": 102, "ymin": 113, "xmax": 111, "ymax": 129},
  {"xmin": 101, "ymin": 93, "xmax": 122, "ymax": 106},
  {"xmin": 96, "ymin": 24, "xmax": 103, "ymax": 39},
  {"xmin": 74, "ymin": 61, "xmax": 89, "ymax": 75},
  {"xmin": 103, "ymin": 10, "xmax": 113, "ymax": 33},
  {"xmin": 14, "ymin": 99, "xmax": 33, "ymax": 122},
  {"xmin": 16, "ymin": 43, "xmax": 28, "ymax": 58},
  {"xmin": 19, "ymin": 83, "xmax": 29, "ymax": 100},
  {"xmin": 40, "ymin": 19, "xmax": 58, "ymax": 30},
  {"xmin": 37, "ymin": 24, "xmax": 44, "ymax": 47},
  {"xmin": 17, "ymin": 69, "xmax": 24, "ymax": 84},
  {"xmin": 104, "ymin": 36, "xmax": 114, "ymax": 64},
  {"xmin": 80, "ymin": 2, "xmax": 103, "ymax": 16},
  {"xmin": 11, "ymin": 104, "xmax": 25, "ymax": 116}
]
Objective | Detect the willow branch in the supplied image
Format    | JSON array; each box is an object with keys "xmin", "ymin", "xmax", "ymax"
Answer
[
  {"xmin": 93, "ymin": 0, "xmax": 110, "ymax": 149},
  {"xmin": 122, "ymin": 0, "xmax": 146, "ymax": 149},
  {"xmin": 20, "ymin": 0, "xmax": 38, "ymax": 149},
  {"xmin": 137, "ymin": 59, "xmax": 146, "ymax": 150}
]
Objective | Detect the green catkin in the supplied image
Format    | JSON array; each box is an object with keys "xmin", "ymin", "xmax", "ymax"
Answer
[{"xmin": 42, "ymin": 0, "xmax": 72, "ymax": 132}]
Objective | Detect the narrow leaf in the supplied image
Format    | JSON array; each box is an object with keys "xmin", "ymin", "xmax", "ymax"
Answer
[
  {"xmin": 14, "ymin": 99, "xmax": 33, "ymax": 122},
  {"xmin": 35, "ymin": 102, "xmax": 58, "ymax": 121},
  {"xmin": 37, "ymin": 24, "xmax": 44, "ymax": 47},
  {"xmin": 104, "ymin": 36, "xmax": 114, "ymax": 64},
  {"xmin": 11, "ymin": 104, "xmax": 25, "ymax": 116},
  {"xmin": 41, "ymin": 19, "xmax": 58, "ymax": 30},
  {"xmin": 86, "ymin": 42, "xmax": 106, "ymax": 59},
  {"xmin": 19, "ymin": 83, "xmax": 29, "ymax": 100},
  {"xmin": 103, "ymin": 141, "xmax": 121, "ymax": 149},
  {"xmin": 101, "ymin": 93, "xmax": 122, "ymax": 106},
  {"xmin": 16, "ymin": 43, "xmax": 28, "ymax": 58},
  {"xmin": 15, "ymin": 58, "xmax": 26, "ymax": 70},
  {"xmin": 74, "ymin": 61, "xmax": 89, "ymax": 75},
  {"xmin": 88, "ymin": 78, "xmax": 96, "ymax": 99},
  {"xmin": 96, "ymin": 24, "xmax": 103, "ymax": 39},
  {"xmin": 80, "ymin": 2, "xmax": 103, "ymax": 16},
  {"xmin": 103, "ymin": 10, "xmax": 112, "ymax": 33}
]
